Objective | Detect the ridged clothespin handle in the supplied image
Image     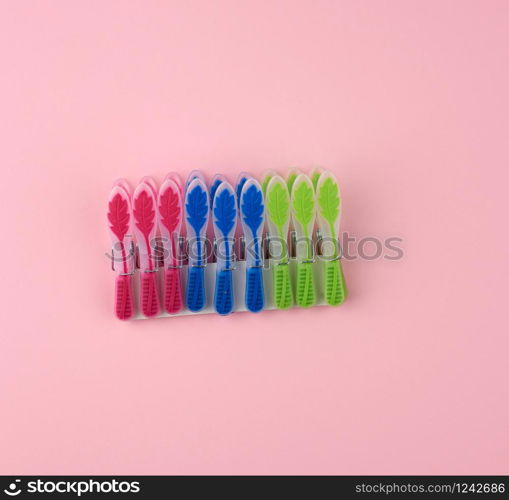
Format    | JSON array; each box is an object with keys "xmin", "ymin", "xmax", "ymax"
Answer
[
  {"xmin": 323, "ymin": 259, "xmax": 347, "ymax": 306},
  {"xmin": 187, "ymin": 266, "xmax": 206, "ymax": 312},
  {"xmin": 245, "ymin": 266, "xmax": 264, "ymax": 313},
  {"xmin": 272, "ymin": 263, "xmax": 293, "ymax": 309},
  {"xmin": 295, "ymin": 262, "xmax": 316, "ymax": 308},
  {"xmin": 214, "ymin": 269, "xmax": 234, "ymax": 315},
  {"xmin": 114, "ymin": 274, "xmax": 135, "ymax": 320},
  {"xmin": 140, "ymin": 272, "xmax": 160, "ymax": 317},
  {"xmin": 164, "ymin": 268, "xmax": 183, "ymax": 314}
]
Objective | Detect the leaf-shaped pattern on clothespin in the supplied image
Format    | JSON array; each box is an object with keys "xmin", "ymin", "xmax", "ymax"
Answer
[
  {"xmin": 236, "ymin": 176, "xmax": 248, "ymax": 208},
  {"xmin": 287, "ymin": 171, "xmax": 298, "ymax": 194},
  {"xmin": 241, "ymin": 184, "xmax": 264, "ymax": 234},
  {"xmin": 186, "ymin": 184, "xmax": 208, "ymax": 234},
  {"xmin": 133, "ymin": 190, "xmax": 155, "ymax": 237},
  {"xmin": 159, "ymin": 185, "xmax": 181, "ymax": 233},
  {"xmin": 210, "ymin": 178, "xmax": 223, "ymax": 206},
  {"xmin": 266, "ymin": 181, "xmax": 290, "ymax": 229},
  {"xmin": 108, "ymin": 193, "xmax": 130, "ymax": 241},
  {"xmin": 317, "ymin": 177, "xmax": 340, "ymax": 225},
  {"xmin": 311, "ymin": 171, "xmax": 321, "ymax": 191},
  {"xmin": 213, "ymin": 188, "xmax": 236, "ymax": 236},
  {"xmin": 292, "ymin": 181, "xmax": 315, "ymax": 227}
]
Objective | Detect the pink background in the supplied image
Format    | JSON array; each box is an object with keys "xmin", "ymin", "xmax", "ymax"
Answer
[{"xmin": 1, "ymin": 0, "xmax": 508, "ymax": 475}]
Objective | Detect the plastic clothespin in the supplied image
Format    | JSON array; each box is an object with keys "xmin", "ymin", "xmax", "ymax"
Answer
[
  {"xmin": 158, "ymin": 174, "xmax": 184, "ymax": 314},
  {"xmin": 211, "ymin": 181, "xmax": 237, "ymax": 315},
  {"xmin": 291, "ymin": 174, "xmax": 317, "ymax": 307},
  {"xmin": 132, "ymin": 177, "xmax": 160, "ymax": 317},
  {"xmin": 316, "ymin": 171, "xmax": 347, "ymax": 305},
  {"xmin": 184, "ymin": 176, "xmax": 210, "ymax": 312},
  {"xmin": 265, "ymin": 175, "xmax": 293, "ymax": 309},
  {"xmin": 107, "ymin": 179, "xmax": 135, "ymax": 320},
  {"xmin": 239, "ymin": 178, "xmax": 265, "ymax": 312}
]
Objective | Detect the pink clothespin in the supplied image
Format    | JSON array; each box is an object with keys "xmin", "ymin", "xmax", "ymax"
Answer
[
  {"xmin": 132, "ymin": 177, "xmax": 160, "ymax": 317},
  {"xmin": 158, "ymin": 173, "xmax": 184, "ymax": 314},
  {"xmin": 107, "ymin": 179, "xmax": 135, "ymax": 320}
]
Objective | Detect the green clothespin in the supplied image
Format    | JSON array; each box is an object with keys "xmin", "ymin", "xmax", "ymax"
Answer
[
  {"xmin": 291, "ymin": 174, "xmax": 317, "ymax": 307},
  {"xmin": 316, "ymin": 172, "xmax": 347, "ymax": 305},
  {"xmin": 265, "ymin": 175, "xmax": 293, "ymax": 309}
]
